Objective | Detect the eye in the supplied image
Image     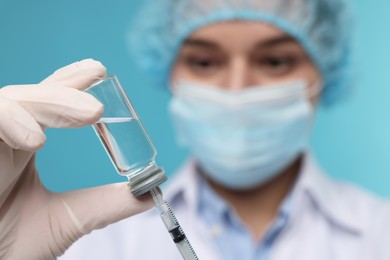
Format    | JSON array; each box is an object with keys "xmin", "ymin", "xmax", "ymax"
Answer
[
  {"xmin": 184, "ymin": 55, "xmax": 222, "ymax": 70},
  {"xmin": 255, "ymin": 55, "xmax": 299, "ymax": 75},
  {"xmin": 176, "ymin": 52, "xmax": 225, "ymax": 77}
]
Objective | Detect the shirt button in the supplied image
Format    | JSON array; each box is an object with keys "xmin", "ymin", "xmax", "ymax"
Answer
[{"xmin": 210, "ymin": 225, "xmax": 222, "ymax": 237}]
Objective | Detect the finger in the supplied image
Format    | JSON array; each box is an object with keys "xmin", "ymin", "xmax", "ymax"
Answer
[
  {"xmin": 0, "ymin": 85, "xmax": 103, "ymax": 128},
  {"xmin": 0, "ymin": 96, "xmax": 45, "ymax": 151},
  {"xmin": 40, "ymin": 59, "xmax": 107, "ymax": 90},
  {"xmin": 57, "ymin": 183, "xmax": 154, "ymax": 236}
]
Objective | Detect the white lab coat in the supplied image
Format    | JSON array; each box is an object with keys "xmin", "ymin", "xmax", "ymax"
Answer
[{"xmin": 61, "ymin": 154, "xmax": 390, "ymax": 260}]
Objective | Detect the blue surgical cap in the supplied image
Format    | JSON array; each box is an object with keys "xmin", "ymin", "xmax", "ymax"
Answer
[{"xmin": 128, "ymin": 0, "xmax": 354, "ymax": 104}]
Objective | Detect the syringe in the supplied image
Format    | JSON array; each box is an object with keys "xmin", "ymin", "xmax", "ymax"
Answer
[{"xmin": 150, "ymin": 188, "xmax": 199, "ymax": 260}]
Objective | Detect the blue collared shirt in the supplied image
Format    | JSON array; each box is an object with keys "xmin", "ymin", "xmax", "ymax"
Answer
[{"xmin": 198, "ymin": 175, "xmax": 292, "ymax": 260}]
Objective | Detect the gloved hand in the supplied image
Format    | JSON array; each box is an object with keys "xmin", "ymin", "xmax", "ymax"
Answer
[{"xmin": 0, "ymin": 59, "xmax": 154, "ymax": 260}]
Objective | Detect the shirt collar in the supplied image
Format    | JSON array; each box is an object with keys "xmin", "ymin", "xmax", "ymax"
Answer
[
  {"xmin": 165, "ymin": 153, "xmax": 363, "ymax": 234},
  {"xmin": 197, "ymin": 175, "xmax": 230, "ymax": 221}
]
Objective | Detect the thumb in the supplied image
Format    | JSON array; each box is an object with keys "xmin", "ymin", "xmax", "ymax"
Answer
[{"xmin": 58, "ymin": 182, "xmax": 154, "ymax": 236}]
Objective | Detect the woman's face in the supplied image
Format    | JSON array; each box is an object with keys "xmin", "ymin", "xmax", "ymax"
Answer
[{"xmin": 171, "ymin": 21, "xmax": 321, "ymax": 94}]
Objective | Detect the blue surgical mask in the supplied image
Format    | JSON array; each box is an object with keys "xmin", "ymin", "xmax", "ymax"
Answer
[{"xmin": 169, "ymin": 80, "xmax": 317, "ymax": 190}]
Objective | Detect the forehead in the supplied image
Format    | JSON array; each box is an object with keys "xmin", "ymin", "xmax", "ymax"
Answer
[
  {"xmin": 191, "ymin": 20, "xmax": 284, "ymax": 36},
  {"xmin": 184, "ymin": 21, "xmax": 298, "ymax": 48}
]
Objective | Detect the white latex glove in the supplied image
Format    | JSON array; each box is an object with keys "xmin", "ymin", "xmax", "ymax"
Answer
[{"xmin": 0, "ymin": 59, "xmax": 154, "ymax": 260}]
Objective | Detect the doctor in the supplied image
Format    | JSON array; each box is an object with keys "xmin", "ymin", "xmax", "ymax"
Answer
[{"xmin": 3, "ymin": 0, "xmax": 390, "ymax": 259}]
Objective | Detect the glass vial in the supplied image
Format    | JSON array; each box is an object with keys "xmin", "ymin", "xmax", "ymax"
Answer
[{"xmin": 84, "ymin": 75, "xmax": 167, "ymax": 196}]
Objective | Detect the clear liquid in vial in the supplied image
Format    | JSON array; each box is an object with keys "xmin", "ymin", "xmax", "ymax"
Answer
[{"xmin": 93, "ymin": 117, "xmax": 157, "ymax": 176}]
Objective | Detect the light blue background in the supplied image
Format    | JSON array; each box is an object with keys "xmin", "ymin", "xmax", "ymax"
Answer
[{"xmin": 1, "ymin": 0, "xmax": 389, "ymax": 196}]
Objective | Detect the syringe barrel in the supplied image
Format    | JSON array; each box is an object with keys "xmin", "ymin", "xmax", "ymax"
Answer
[{"xmin": 152, "ymin": 192, "xmax": 199, "ymax": 260}]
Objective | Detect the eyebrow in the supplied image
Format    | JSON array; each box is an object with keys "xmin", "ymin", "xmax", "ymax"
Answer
[
  {"xmin": 183, "ymin": 38, "xmax": 219, "ymax": 49},
  {"xmin": 183, "ymin": 34, "xmax": 297, "ymax": 50}
]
